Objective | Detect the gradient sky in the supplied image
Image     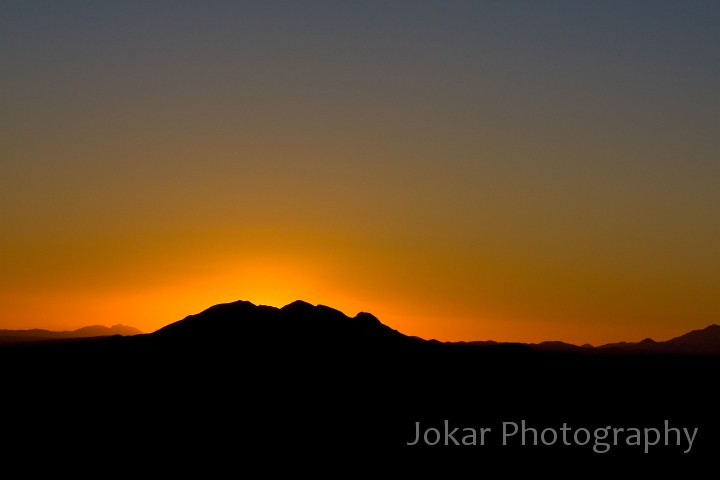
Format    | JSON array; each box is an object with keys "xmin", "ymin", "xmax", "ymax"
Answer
[{"xmin": 2, "ymin": 1, "xmax": 719, "ymax": 345}]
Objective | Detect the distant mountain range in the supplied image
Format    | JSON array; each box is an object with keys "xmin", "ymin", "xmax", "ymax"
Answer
[
  {"xmin": 455, "ymin": 324, "xmax": 720, "ymax": 355},
  {"xmin": 0, "ymin": 324, "xmax": 143, "ymax": 344},
  {"xmin": 1, "ymin": 299, "xmax": 717, "ymax": 355}
]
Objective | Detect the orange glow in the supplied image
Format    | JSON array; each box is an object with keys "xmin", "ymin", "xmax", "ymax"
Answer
[
  {"xmin": 1, "ymin": 215, "xmax": 717, "ymax": 345},
  {"xmin": 3, "ymin": 3, "xmax": 719, "ymax": 347},
  {"xmin": 0, "ymin": 252, "xmax": 707, "ymax": 346}
]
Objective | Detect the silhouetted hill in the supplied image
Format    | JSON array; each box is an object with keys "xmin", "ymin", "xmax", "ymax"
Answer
[
  {"xmin": 659, "ymin": 324, "xmax": 720, "ymax": 354},
  {"xmin": 153, "ymin": 299, "xmax": 405, "ymax": 345},
  {"xmin": 0, "ymin": 324, "xmax": 142, "ymax": 344}
]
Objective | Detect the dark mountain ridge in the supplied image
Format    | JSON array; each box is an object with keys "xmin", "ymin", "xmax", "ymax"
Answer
[
  {"xmin": 0, "ymin": 323, "xmax": 142, "ymax": 344},
  {"xmin": 461, "ymin": 324, "xmax": 720, "ymax": 355},
  {"xmin": 153, "ymin": 299, "xmax": 403, "ymax": 345},
  {"xmin": 1, "ymin": 299, "xmax": 718, "ymax": 472}
]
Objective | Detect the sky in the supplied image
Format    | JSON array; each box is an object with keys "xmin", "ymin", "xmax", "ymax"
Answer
[{"xmin": 2, "ymin": 1, "xmax": 719, "ymax": 345}]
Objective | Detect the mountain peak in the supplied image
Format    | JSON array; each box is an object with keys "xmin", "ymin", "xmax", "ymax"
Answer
[
  {"xmin": 354, "ymin": 312, "xmax": 381, "ymax": 325},
  {"xmin": 281, "ymin": 300, "xmax": 315, "ymax": 310},
  {"xmin": 281, "ymin": 300, "xmax": 315, "ymax": 311}
]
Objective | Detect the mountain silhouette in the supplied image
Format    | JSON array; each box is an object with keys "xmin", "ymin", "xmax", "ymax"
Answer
[
  {"xmin": 532, "ymin": 324, "xmax": 719, "ymax": 355},
  {"xmin": 153, "ymin": 299, "xmax": 405, "ymax": 346},
  {"xmin": 0, "ymin": 298, "xmax": 718, "ymax": 473},
  {"xmin": 661, "ymin": 324, "xmax": 720, "ymax": 354},
  {"xmin": 454, "ymin": 324, "xmax": 720, "ymax": 355},
  {"xmin": 0, "ymin": 324, "xmax": 142, "ymax": 344}
]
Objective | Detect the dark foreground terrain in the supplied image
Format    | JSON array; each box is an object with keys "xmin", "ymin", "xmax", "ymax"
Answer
[{"xmin": 2, "ymin": 300, "xmax": 718, "ymax": 474}]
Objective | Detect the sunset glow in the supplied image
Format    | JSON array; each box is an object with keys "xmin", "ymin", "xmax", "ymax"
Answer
[{"xmin": 2, "ymin": 1, "xmax": 719, "ymax": 345}]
